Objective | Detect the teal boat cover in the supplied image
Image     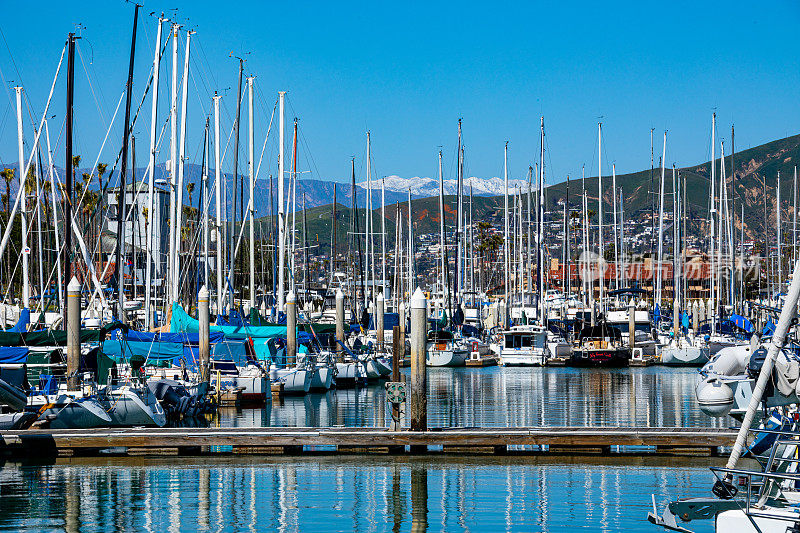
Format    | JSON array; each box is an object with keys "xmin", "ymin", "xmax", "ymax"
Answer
[{"xmin": 170, "ymin": 303, "xmax": 285, "ymax": 360}]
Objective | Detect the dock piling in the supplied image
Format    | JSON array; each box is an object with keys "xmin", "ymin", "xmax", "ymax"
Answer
[
  {"xmin": 410, "ymin": 288, "xmax": 427, "ymax": 432},
  {"xmin": 628, "ymin": 300, "xmax": 636, "ymax": 349},
  {"xmin": 287, "ymin": 290, "xmax": 297, "ymax": 366},
  {"xmin": 376, "ymin": 292, "xmax": 385, "ymax": 351},
  {"xmin": 66, "ymin": 277, "xmax": 80, "ymax": 390},
  {"xmin": 198, "ymin": 285, "xmax": 210, "ymax": 384}
]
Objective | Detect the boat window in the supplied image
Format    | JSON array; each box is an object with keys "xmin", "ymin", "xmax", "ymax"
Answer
[
  {"xmin": 521, "ymin": 336, "xmax": 532, "ymax": 347},
  {"xmin": 505, "ymin": 336, "xmax": 514, "ymax": 348}
]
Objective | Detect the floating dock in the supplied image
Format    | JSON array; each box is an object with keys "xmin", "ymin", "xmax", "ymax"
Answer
[{"xmin": 0, "ymin": 426, "xmax": 737, "ymax": 458}]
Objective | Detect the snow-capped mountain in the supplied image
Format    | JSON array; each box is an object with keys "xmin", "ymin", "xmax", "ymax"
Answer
[{"xmin": 357, "ymin": 175, "xmax": 530, "ymax": 197}]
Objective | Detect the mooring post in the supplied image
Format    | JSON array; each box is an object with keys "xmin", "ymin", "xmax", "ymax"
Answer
[
  {"xmin": 335, "ymin": 289, "xmax": 345, "ymax": 362},
  {"xmin": 391, "ymin": 325, "xmax": 401, "ymax": 430},
  {"xmin": 410, "ymin": 288, "xmax": 427, "ymax": 432},
  {"xmin": 198, "ymin": 284, "xmax": 210, "ymax": 384},
  {"xmin": 287, "ymin": 289, "xmax": 297, "ymax": 367},
  {"xmin": 398, "ymin": 301, "xmax": 406, "ymax": 361},
  {"xmin": 628, "ymin": 300, "xmax": 636, "ymax": 350},
  {"xmin": 376, "ymin": 291, "xmax": 385, "ymax": 351},
  {"xmin": 67, "ymin": 276, "xmax": 81, "ymax": 390}
]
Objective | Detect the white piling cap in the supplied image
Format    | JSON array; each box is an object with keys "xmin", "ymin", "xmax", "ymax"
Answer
[
  {"xmin": 67, "ymin": 276, "xmax": 81, "ymax": 293},
  {"xmin": 336, "ymin": 288, "xmax": 344, "ymax": 300},
  {"xmin": 287, "ymin": 289, "xmax": 296, "ymax": 303},
  {"xmin": 410, "ymin": 287, "xmax": 426, "ymax": 309},
  {"xmin": 377, "ymin": 292, "xmax": 384, "ymax": 302},
  {"xmin": 199, "ymin": 285, "xmax": 209, "ymax": 299}
]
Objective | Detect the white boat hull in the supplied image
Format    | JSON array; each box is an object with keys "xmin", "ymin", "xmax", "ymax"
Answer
[
  {"xmin": 661, "ymin": 345, "xmax": 710, "ymax": 366},
  {"xmin": 426, "ymin": 349, "xmax": 468, "ymax": 367}
]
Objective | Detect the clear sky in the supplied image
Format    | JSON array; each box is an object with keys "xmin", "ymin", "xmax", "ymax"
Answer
[{"xmin": 0, "ymin": 0, "xmax": 798, "ymax": 185}]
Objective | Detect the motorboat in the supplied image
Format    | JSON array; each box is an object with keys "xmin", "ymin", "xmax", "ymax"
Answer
[{"xmin": 499, "ymin": 325, "xmax": 548, "ymax": 366}]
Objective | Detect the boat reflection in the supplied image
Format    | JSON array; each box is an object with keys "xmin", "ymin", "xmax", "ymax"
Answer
[{"xmin": 212, "ymin": 366, "xmax": 727, "ymax": 429}]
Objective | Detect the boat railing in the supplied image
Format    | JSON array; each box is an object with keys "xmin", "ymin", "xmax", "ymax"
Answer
[{"xmin": 709, "ymin": 465, "xmax": 800, "ymax": 526}]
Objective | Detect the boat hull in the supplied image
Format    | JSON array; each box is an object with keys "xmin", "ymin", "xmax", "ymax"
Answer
[
  {"xmin": 45, "ymin": 398, "xmax": 113, "ymax": 429},
  {"xmin": 426, "ymin": 349, "xmax": 468, "ymax": 367},
  {"xmin": 661, "ymin": 345, "xmax": 710, "ymax": 366},
  {"xmin": 570, "ymin": 348, "xmax": 630, "ymax": 367}
]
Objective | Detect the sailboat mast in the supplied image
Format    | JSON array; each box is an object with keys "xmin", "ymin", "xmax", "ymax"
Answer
[
  {"xmin": 538, "ymin": 117, "xmax": 545, "ymax": 324},
  {"xmin": 777, "ymin": 170, "xmax": 782, "ymax": 288},
  {"xmin": 438, "ymin": 150, "xmax": 448, "ymax": 319},
  {"xmin": 115, "ymin": 3, "xmax": 139, "ymax": 320},
  {"xmin": 64, "ymin": 33, "xmax": 76, "ymax": 324},
  {"xmin": 407, "ymin": 189, "xmax": 413, "ymax": 298},
  {"xmin": 14, "ymin": 88, "xmax": 28, "ymax": 309},
  {"xmin": 167, "ymin": 23, "xmax": 180, "ymax": 304},
  {"xmin": 381, "ymin": 178, "xmax": 387, "ymax": 298},
  {"xmin": 597, "ymin": 122, "xmax": 603, "ymax": 311},
  {"xmin": 656, "ymin": 131, "xmax": 666, "ymax": 309},
  {"xmin": 248, "ymin": 77, "xmax": 256, "ymax": 309},
  {"xmin": 277, "ymin": 91, "xmax": 286, "ymax": 311},
  {"xmin": 202, "ymin": 119, "xmax": 209, "ymax": 290},
  {"xmin": 213, "ymin": 94, "xmax": 224, "ymax": 315},
  {"xmin": 612, "ymin": 164, "xmax": 619, "ymax": 291},
  {"xmin": 503, "ymin": 142, "xmax": 510, "ymax": 326},
  {"xmin": 173, "ymin": 29, "xmax": 192, "ymax": 304},
  {"xmin": 229, "ymin": 58, "xmax": 243, "ymax": 311},
  {"xmin": 455, "ymin": 119, "xmax": 462, "ymax": 305},
  {"xmin": 710, "ymin": 112, "xmax": 716, "ymax": 335}
]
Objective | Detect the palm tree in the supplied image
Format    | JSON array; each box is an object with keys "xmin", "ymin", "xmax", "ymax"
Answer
[{"xmin": 0, "ymin": 168, "xmax": 14, "ymax": 214}]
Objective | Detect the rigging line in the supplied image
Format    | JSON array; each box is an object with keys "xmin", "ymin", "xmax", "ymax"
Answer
[
  {"xmin": 75, "ymin": 41, "xmax": 109, "ymax": 127},
  {"xmin": 72, "ymin": 89, "xmax": 125, "ymax": 230}
]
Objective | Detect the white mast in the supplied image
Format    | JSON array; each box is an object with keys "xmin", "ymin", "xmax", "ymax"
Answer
[
  {"xmin": 172, "ymin": 29, "xmax": 191, "ymax": 304},
  {"xmin": 438, "ymin": 150, "xmax": 447, "ymax": 314},
  {"xmin": 526, "ymin": 167, "xmax": 532, "ymax": 303},
  {"xmin": 167, "ymin": 23, "xmax": 179, "ymax": 304},
  {"xmin": 203, "ymin": 119, "xmax": 209, "ymax": 291},
  {"xmin": 145, "ymin": 16, "xmax": 163, "ymax": 330},
  {"xmin": 619, "ymin": 187, "xmax": 625, "ymax": 289},
  {"xmin": 381, "ymin": 177, "xmax": 387, "ymax": 297},
  {"xmin": 213, "ymin": 95, "xmax": 223, "ymax": 315},
  {"xmin": 14, "ymin": 87, "xmax": 29, "ymax": 309},
  {"xmin": 364, "ymin": 132, "xmax": 372, "ymax": 306},
  {"xmin": 612, "ymin": 163, "xmax": 619, "ymax": 291},
  {"xmin": 794, "ymin": 166, "xmax": 798, "ymax": 265},
  {"xmin": 597, "ymin": 122, "xmax": 603, "ymax": 310},
  {"xmin": 503, "ymin": 142, "xmax": 510, "ymax": 326},
  {"xmin": 777, "ymin": 170, "xmax": 782, "ymax": 288},
  {"xmin": 709, "ymin": 112, "xmax": 716, "ymax": 335},
  {"xmin": 44, "ymin": 121, "xmax": 63, "ymax": 313},
  {"xmin": 673, "ymin": 164, "xmax": 680, "ymax": 321},
  {"xmin": 248, "ymin": 77, "xmax": 255, "ymax": 309},
  {"xmin": 656, "ymin": 131, "xmax": 666, "ymax": 309},
  {"xmin": 277, "ymin": 91, "xmax": 286, "ymax": 311},
  {"xmin": 408, "ymin": 188, "xmax": 413, "ymax": 298},
  {"xmin": 538, "ymin": 117, "xmax": 545, "ymax": 323}
]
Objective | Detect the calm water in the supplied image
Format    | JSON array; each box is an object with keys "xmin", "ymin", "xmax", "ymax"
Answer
[
  {"xmin": 0, "ymin": 455, "xmax": 720, "ymax": 532},
  {"xmin": 2, "ymin": 366, "xmax": 728, "ymax": 531},
  {"xmin": 221, "ymin": 365, "xmax": 731, "ymax": 429}
]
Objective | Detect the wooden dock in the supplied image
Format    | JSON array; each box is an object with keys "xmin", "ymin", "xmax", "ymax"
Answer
[{"xmin": 0, "ymin": 426, "xmax": 737, "ymax": 458}]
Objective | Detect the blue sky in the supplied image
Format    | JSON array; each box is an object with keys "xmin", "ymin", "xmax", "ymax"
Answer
[{"xmin": 0, "ymin": 1, "xmax": 798, "ymax": 185}]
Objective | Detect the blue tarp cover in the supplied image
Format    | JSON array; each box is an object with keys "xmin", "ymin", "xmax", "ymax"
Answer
[
  {"xmin": 0, "ymin": 346, "xmax": 28, "ymax": 363},
  {"xmin": 8, "ymin": 308, "xmax": 30, "ymax": 333},
  {"xmin": 126, "ymin": 330, "xmax": 225, "ymax": 344}
]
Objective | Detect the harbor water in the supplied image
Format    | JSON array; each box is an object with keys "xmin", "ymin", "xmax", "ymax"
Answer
[
  {"xmin": 0, "ymin": 455, "xmax": 719, "ymax": 532},
  {"xmin": 0, "ymin": 365, "xmax": 727, "ymax": 531},
  {"xmin": 223, "ymin": 365, "xmax": 731, "ymax": 429}
]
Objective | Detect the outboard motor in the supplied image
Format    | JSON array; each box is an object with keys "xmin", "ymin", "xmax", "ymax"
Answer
[{"xmin": 747, "ymin": 346, "xmax": 774, "ymax": 399}]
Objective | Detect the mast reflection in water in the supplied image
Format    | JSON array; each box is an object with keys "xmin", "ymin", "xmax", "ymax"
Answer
[
  {"xmin": 225, "ymin": 366, "xmax": 727, "ymax": 429},
  {"xmin": 0, "ymin": 456, "xmax": 717, "ymax": 532}
]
